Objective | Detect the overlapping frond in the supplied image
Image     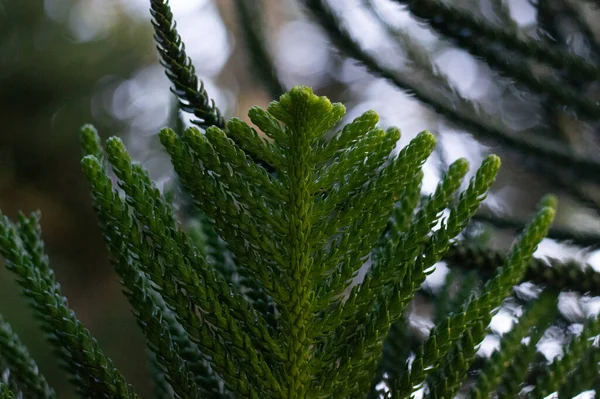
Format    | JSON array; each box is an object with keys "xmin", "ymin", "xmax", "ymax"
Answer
[
  {"xmin": 1, "ymin": 85, "xmax": 596, "ymax": 399},
  {"xmin": 0, "ymin": 315, "xmax": 55, "ymax": 398},
  {"xmin": 0, "ymin": 212, "xmax": 138, "ymax": 399}
]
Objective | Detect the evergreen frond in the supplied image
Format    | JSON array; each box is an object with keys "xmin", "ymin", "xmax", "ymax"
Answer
[
  {"xmin": 468, "ymin": 291, "xmax": 558, "ymax": 399},
  {"xmin": 446, "ymin": 243, "xmax": 600, "ymax": 296},
  {"xmin": 426, "ymin": 320, "xmax": 486, "ymax": 399},
  {"xmin": 533, "ymin": 312, "xmax": 600, "ymax": 397},
  {"xmin": 0, "ymin": 212, "xmax": 138, "ymax": 399},
  {"xmin": 0, "ymin": 383, "xmax": 16, "ymax": 399},
  {"xmin": 0, "ymin": 315, "xmax": 55, "ymax": 398},
  {"xmin": 3, "ymin": 0, "xmax": 600, "ymax": 396},
  {"xmin": 149, "ymin": 0, "xmax": 225, "ymax": 130},
  {"xmin": 394, "ymin": 0, "xmax": 600, "ymax": 82},
  {"xmin": 82, "ymin": 151, "xmax": 278, "ymax": 397},
  {"xmin": 393, "ymin": 196, "xmax": 556, "ymax": 397},
  {"xmin": 304, "ymin": 0, "xmax": 600, "ymax": 181}
]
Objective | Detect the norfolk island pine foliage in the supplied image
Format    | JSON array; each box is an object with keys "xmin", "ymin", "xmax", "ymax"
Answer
[{"xmin": 0, "ymin": 1, "xmax": 599, "ymax": 398}]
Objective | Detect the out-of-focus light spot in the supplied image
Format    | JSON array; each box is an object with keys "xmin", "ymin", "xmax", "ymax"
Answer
[
  {"xmin": 490, "ymin": 310, "xmax": 514, "ymax": 335},
  {"xmin": 537, "ymin": 326, "xmax": 565, "ymax": 362},
  {"xmin": 275, "ymin": 20, "xmax": 330, "ymax": 88},
  {"xmin": 423, "ymin": 262, "xmax": 449, "ymax": 292},
  {"xmin": 506, "ymin": 0, "xmax": 536, "ymax": 27},
  {"xmin": 68, "ymin": 0, "xmax": 119, "ymax": 42},
  {"xmin": 573, "ymin": 391, "xmax": 596, "ymax": 399},
  {"xmin": 118, "ymin": 0, "xmax": 209, "ymax": 19},
  {"xmin": 176, "ymin": 5, "xmax": 231, "ymax": 77},
  {"xmin": 535, "ymin": 238, "xmax": 583, "ymax": 262},
  {"xmin": 44, "ymin": 0, "xmax": 72, "ymax": 22},
  {"xmin": 111, "ymin": 66, "xmax": 171, "ymax": 131},
  {"xmin": 339, "ymin": 59, "xmax": 369, "ymax": 84},
  {"xmin": 434, "ymin": 49, "xmax": 483, "ymax": 98},
  {"xmin": 558, "ymin": 292, "xmax": 585, "ymax": 322},
  {"xmin": 582, "ymin": 297, "xmax": 600, "ymax": 317},
  {"xmin": 477, "ymin": 334, "xmax": 500, "ymax": 358}
]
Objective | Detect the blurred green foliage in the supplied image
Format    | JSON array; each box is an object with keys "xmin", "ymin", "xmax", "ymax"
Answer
[{"xmin": 0, "ymin": 2, "xmax": 156, "ymax": 396}]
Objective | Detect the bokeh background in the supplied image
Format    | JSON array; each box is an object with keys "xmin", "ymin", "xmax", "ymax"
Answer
[{"xmin": 2, "ymin": 0, "xmax": 600, "ymax": 397}]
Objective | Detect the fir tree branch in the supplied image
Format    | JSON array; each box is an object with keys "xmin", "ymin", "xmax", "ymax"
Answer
[
  {"xmin": 82, "ymin": 126, "xmax": 226, "ymax": 397},
  {"xmin": 233, "ymin": 0, "xmax": 285, "ymax": 99},
  {"xmin": 0, "ymin": 212, "xmax": 138, "ymax": 399},
  {"xmin": 371, "ymin": 170, "xmax": 423, "ymax": 270},
  {"xmin": 316, "ymin": 155, "xmax": 496, "ymax": 397},
  {"xmin": 82, "ymin": 153, "xmax": 281, "ymax": 397},
  {"xmin": 102, "ymin": 136, "xmax": 282, "ymax": 362},
  {"xmin": 82, "ymin": 155, "xmax": 220, "ymax": 398},
  {"xmin": 150, "ymin": 0, "xmax": 225, "ymax": 130},
  {"xmin": 303, "ymin": 0, "xmax": 600, "ymax": 181},
  {"xmin": 82, "ymin": 155, "xmax": 279, "ymax": 397},
  {"xmin": 311, "ymin": 132, "xmax": 436, "ymax": 391},
  {"xmin": 315, "ymin": 110, "xmax": 380, "ymax": 164},
  {"xmin": 0, "ymin": 315, "xmax": 56, "ymax": 398},
  {"xmin": 226, "ymin": 118, "xmax": 285, "ymax": 170},
  {"xmin": 368, "ymin": 312, "xmax": 421, "ymax": 399},
  {"xmin": 532, "ymin": 313, "xmax": 600, "ymax": 397},
  {"xmin": 426, "ymin": 320, "xmax": 486, "ymax": 399},
  {"xmin": 558, "ymin": 345, "xmax": 600, "ymax": 398},
  {"xmin": 376, "ymin": 0, "xmax": 600, "ymax": 119},
  {"xmin": 148, "ymin": 351, "xmax": 174, "ymax": 399},
  {"xmin": 0, "ymin": 383, "xmax": 15, "ymax": 399},
  {"xmin": 393, "ymin": 196, "xmax": 556, "ymax": 396},
  {"xmin": 472, "ymin": 210, "xmax": 600, "ymax": 247},
  {"xmin": 161, "ymin": 127, "xmax": 289, "ymax": 303},
  {"xmin": 395, "ymin": 0, "xmax": 600, "ymax": 82},
  {"xmin": 496, "ymin": 329, "xmax": 542, "ymax": 398},
  {"xmin": 440, "ymin": 33, "xmax": 600, "ymax": 119},
  {"xmin": 445, "ymin": 243, "xmax": 600, "ymax": 296},
  {"xmin": 468, "ymin": 291, "xmax": 558, "ymax": 399},
  {"xmin": 489, "ymin": 0, "xmax": 518, "ymax": 31}
]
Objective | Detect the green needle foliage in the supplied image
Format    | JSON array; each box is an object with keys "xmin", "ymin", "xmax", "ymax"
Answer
[
  {"xmin": 0, "ymin": 83, "xmax": 592, "ymax": 398},
  {"xmin": 1, "ymin": 1, "xmax": 599, "ymax": 398}
]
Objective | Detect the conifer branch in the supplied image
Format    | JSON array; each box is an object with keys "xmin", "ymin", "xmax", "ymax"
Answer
[
  {"xmin": 395, "ymin": 0, "xmax": 600, "ymax": 82},
  {"xmin": 496, "ymin": 331, "xmax": 541, "ymax": 398},
  {"xmin": 82, "ymin": 152, "xmax": 220, "ymax": 398},
  {"xmin": 533, "ymin": 313, "xmax": 600, "ymax": 397},
  {"xmin": 426, "ymin": 320, "xmax": 486, "ymax": 399},
  {"xmin": 148, "ymin": 352, "xmax": 174, "ymax": 399},
  {"xmin": 394, "ymin": 196, "xmax": 556, "ymax": 396},
  {"xmin": 445, "ymin": 243, "xmax": 600, "ymax": 296},
  {"xmin": 315, "ymin": 110, "xmax": 380, "ymax": 164},
  {"xmin": 82, "ymin": 154, "xmax": 281, "ymax": 397},
  {"xmin": 468, "ymin": 291, "xmax": 558, "ymax": 399},
  {"xmin": 233, "ymin": 0, "xmax": 285, "ymax": 99},
  {"xmin": 489, "ymin": 0, "xmax": 517, "ymax": 31},
  {"xmin": 103, "ymin": 136, "xmax": 281, "ymax": 358},
  {"xmin": 0, "ymin": 383, "xmax": 15, "ymax": 399},
  {"xmin": 372, "ymin": 0, "xmax": 600, "ymax": 119},
  {"xmin": 304, "ymin": 0, "xmax": 600, "ymax": 181},
  {"xmin": 150, "ymin": 0, "xmax": 225, "ymax": 130},
  {"xmin": 83, "ymin": 127, "xmax": 224, "ymax": 397},
  {"xmin": 368, "ymin": 313, "xmax": 420, "ymax": 399},
  {"xmin": 558, "ymin": 345, "xmax": 600, "ymax": 398},
  {"xmin": 0, "ymin": 213, "xmax": 138, "ymax": 399},
  {"xmin": 472, "ymin": 210, "xmax": 600, "ymax": 247},
  {"xmin": 371, "ymin": 170, "xmax": 423, "ymax": 269},
  {"xmin": 161, "ymin": 127, "xmax": 288, "ymax": 301},
  {"xmin": 226, "ymin": 118, "xmax": 285, "ymax": 170},
  {"xmin": 316, "ymin": 155, "xmax": 495, "ymax": 397},
  {"xmin": 439, "ymin": 34, "xmax": 600, "ymax": 119},
  {"xmin": 0, "ymin": 315, "xmax": 56, "ymax": 398}
]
